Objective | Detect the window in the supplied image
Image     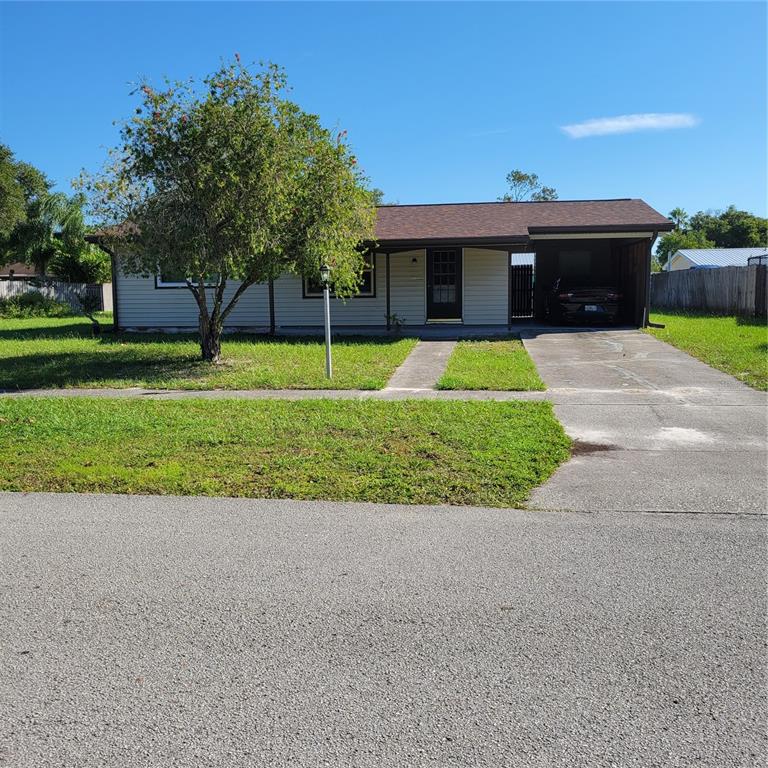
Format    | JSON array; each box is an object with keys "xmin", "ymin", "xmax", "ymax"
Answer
[
  {"xmin": 303, "ymin": 254, "xmax": 375, "ymax": 298},
  {"xmin": 155, "ymin": 270, "xmax": 219, "ymax": 289}
]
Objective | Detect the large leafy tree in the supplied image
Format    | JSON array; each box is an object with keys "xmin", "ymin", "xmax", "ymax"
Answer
[
  {"xmin": 83, "ymin": 59, "xmax": 376, "ymax": 361},
  {"xmin": 498, "ymin": 169, "xmax": 558, "ymax": 202}
]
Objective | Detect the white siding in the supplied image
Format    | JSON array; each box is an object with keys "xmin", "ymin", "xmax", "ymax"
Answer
[
  {"xmin": 273, "ymin": 253, "xmax": 386, "ymax": 327},
  {"xmin": 114, "ymin": 248, "xmax": 512, "ymax": 329},
  {"xmin": 463, "ymin": 248, "xmax": 509, "ymax": 325},
  {"xmin": 115, "ymin": 252, "xmax": 417, "ymax": 329},
  {"xmin": 390, "ymin": 250, "xmax": 426, "ymax": 325},
  {"xmin": 116, "ymin": 271, "xmax": 269, "ymax": 329}
]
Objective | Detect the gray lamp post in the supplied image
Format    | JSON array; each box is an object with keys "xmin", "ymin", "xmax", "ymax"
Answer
[{"xmin": 320, "ymin": 263, "xmax": 332, "ymax": 379}]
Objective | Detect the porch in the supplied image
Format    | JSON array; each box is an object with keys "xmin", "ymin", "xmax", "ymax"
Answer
[{"xmin": 369, "ymin": 235, "xmax": 653, "ymax": 331}]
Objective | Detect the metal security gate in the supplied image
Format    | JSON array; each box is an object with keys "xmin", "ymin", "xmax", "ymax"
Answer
[{"xmin": 509, "ymin": 264, "xmax": 534, "ymax": 319}]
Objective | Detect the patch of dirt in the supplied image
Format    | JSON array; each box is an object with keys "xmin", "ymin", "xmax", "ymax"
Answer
[{"xmin": 570, "ymin": 440, "xmax": 618, "ymax": 456}]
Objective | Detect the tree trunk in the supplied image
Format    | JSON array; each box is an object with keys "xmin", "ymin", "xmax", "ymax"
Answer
[{"xmin": 199, "ymin": 311, "xmax": 222, "ymax": 363}]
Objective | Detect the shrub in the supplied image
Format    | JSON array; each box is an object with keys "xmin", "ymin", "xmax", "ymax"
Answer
[
  {"xmin": 49, "ymin": 245, "xmax": 111, "ymax": 283},
  {"xmin": 0, "ymin": 291, "xmax": 75, "ymax": 318},
  {"xmin": 77, "ymin": 293, "xmax": 103, "ymax": 334}
]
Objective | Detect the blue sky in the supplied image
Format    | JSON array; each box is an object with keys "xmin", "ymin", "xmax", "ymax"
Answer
[{"xmin": 1, "ymin": 1, "xmax": 765, "ymax": 219}]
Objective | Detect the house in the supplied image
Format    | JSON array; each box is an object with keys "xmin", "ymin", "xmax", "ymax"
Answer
[
  {"xmin": 97, "ymin": 198, "xmax": 673, "ymax": 332},
  {"xmin": 0, "ymin": 261, "xmax": 39, "ymax": 278},
  {"xmin": 668, "ymin": 248, "xmax": 768, "ymax": 271}
]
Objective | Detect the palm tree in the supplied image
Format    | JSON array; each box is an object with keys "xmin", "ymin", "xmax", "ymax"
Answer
[
  {"xmin": 668, "ymin": 207, "xmax": 689, "ymax": 231},
  {"xmin": 10, "ymin": 192, "xmax": 85, "ymax": 275}
]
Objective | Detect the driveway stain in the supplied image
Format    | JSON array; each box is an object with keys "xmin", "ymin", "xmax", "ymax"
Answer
[{"xmin": 570, "ymin": 440, "xmax": 619, "ymax": 456}]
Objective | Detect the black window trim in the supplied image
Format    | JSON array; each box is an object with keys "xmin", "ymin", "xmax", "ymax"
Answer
[
  {"xmin": 154, "ymin": 272, "xmax": 220, "ymax": 290},
  {"xmin": 302, "ymin": 253, "xmax": 377, "ymax": 299}
]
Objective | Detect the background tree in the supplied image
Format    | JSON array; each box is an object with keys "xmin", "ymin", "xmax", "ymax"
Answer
[
  {"xmin": 83, "ymin": 58, "xmax": 377, "ymax": 362},
  {"xmin": 9, "ymin": 191, "xmax": 87, "ymax": 275},
  {"xmin": 48, "ymin": 243, "xmax": 111, "ymax": 283},
  {"xmin": 688, "ymin": 205, "xmax": 767, "ymax": 248},
  {"xmin": 668, "ymin": 207, "xmax": 689, "ymax": 230},
  {"xmin": 0, "ymin": 143, "xmax": 50, "ymax": 261},
  {"xmin": 656, "ymin": 204, "xmax": 767, "ymax": 268},
  {"xmin": 655, "ymin": 228, "xmax": 714, "ymax": 269},
  {"xmin": 370, "ymin": 188, "xmax": 398, "ymax": 206},
  {"xmin": 498, "ymin": 169, "xmax": 558, "ymax": 202}
]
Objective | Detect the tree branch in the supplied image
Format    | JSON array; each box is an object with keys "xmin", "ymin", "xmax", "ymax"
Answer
[{"xmin": 220, "ymin": 276, "xmax": 256, "ymax": 322}]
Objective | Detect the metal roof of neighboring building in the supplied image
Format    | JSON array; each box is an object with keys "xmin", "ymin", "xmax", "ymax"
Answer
[
  {"xmin": 375, "ymin": 198, "xmax": 673, "ymax": 244},
  {"xmin": 674, "ymin": 248, "xmax": 768, "ymax": 268}
]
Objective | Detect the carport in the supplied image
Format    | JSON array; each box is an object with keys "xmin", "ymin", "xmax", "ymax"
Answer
[
  {"xmin": 531, "ymin": 235, "xmax": 654, "ymax": 326},
  {"xmin": 374, "ymin": 198, "xmax": 673, "ymax": 330}
]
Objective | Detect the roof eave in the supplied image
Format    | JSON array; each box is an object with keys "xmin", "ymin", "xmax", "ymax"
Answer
[
  {"xmin": 528, "ymin": 223, "xmax": 673, "ymax": 235},
  {"xmin": 373, "ymin": 235, "xmax": 530, "ymax": 250}
]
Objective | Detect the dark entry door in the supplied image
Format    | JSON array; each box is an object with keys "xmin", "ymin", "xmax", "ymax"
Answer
[{"xmin": 427, "ymin": 248, "xmax": 462, "ymax": 320}]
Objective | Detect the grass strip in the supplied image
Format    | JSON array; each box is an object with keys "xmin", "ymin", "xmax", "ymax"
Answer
[
  {"xmin": 0, "ymin": 397, "xmax": 570, "ymax": 507},
  {"xmin": 437, "ymin": 339, "xmax": 545, "ymax": 391}
]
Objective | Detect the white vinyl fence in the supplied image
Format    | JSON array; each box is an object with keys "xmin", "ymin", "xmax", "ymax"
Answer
[{"xmin": 0, "ymin": 277, "xmax": 112, "ymax": 312}]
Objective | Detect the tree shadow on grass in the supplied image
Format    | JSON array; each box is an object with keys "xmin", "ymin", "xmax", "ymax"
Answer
[
  {"xmin": 735, "ymin": 314, "xmax": 768, "ymax": 329},
  {"xmin": 0, "ymin": 350, "xmax": 210, "ymax": 390},
  {"xmin": 0, "ymin": 330, "xmax": 413, "ymax": 390},
  {"xmin": 0, "ymin": 319, "xmax": 412, "ymax": 347}
]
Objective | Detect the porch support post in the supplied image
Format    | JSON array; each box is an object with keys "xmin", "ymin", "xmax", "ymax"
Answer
[
  {"xmin": 385, "ymin": 252, "xmax": 391, "ymax": 331},
  {"xmin": 642, "ymin": 233, "xmax": 656, "ymax": 327},
  {"xmin": 507, "ymin": 249, "xmax": 513, "ymax": 330},
  {"xmin": 268, "ymin": 278, "xmax": 275, "ymax": 335}
]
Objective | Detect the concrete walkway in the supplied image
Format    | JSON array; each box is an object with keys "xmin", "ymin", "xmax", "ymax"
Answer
[
  {"xmin": 0, "ymin": 385, "xmax": 542, "ymax": 400},
  {"xmin": 0, "ymin": 382, "xmax": 762, "ymax": 405},
  {"xmin": 383, "ymin": 339, "xmax": 456, "ymax": 390},
  {"xmin": 521, "ymin": 328, "xmax": 768, "ymax": 514}
]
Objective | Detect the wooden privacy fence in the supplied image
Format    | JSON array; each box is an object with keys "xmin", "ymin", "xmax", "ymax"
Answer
[
  {"xmin": 651, "ymin": 265, "xmax": 767, "ymax": 317},
  {"xmin": 0, "ymin": 277, "xmax": 109, "ymax": 311}
]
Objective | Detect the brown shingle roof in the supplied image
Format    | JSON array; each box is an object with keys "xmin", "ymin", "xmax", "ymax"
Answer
[{"xmin": 375, "ymin": 199, "xmax": 673, "ymax": 244}]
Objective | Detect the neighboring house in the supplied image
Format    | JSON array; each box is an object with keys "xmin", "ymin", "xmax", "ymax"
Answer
[
  {"xmin": 94, "ymin": 198, "xmax": 673, "ymax": 331},
  {"xmin": 0, "ymin": 261, "xmax": 39, "ymax": 278},
  {"xmin": 669, "ymin": 248, "xmax": 768, "ymax": 271}
]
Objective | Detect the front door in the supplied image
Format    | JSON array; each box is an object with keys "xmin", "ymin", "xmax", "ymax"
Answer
[{"xmin": 426, "ymin": 248, "xmax": 462, "ymax": 320}]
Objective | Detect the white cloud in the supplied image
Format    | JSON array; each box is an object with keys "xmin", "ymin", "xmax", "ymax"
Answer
[{"xmin": 561, "ymin": 112, "xmax": 700, "ymax": 139}]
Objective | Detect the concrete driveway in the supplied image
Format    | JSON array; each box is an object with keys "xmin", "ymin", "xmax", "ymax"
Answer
[
  {"xmin": 521, "ymin": 328, "xmax": 767, "ymax": 514},
  {"xmin": 1, "ymin": 493, "xmax": 766, "ymax": 767}
]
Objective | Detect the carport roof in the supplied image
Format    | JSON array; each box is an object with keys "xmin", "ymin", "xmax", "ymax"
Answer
[{"xmin": 375, "ymin": 198, "xmax": 673, "ymax": 245}]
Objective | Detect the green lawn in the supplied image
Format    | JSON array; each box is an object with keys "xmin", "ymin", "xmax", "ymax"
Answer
[
  {"xmin": 0, "ymin": 398, "xmax": 570, "ymax": 507},
  {"xmin": 648, "ymin": 311, "xmax": 768, "ymax": 391},
  {"xmin": 437, "ymin": 339, "xmax": 545, "ymax": 391},
  {"xmin": 0, "ymin": 316, "xmax": 417, "ymax": 391}
]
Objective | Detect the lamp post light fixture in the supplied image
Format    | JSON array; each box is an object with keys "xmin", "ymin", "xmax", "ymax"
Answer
[{"xmin": 320, "ymin": 263, "xmax": 332, "ymax": 379}]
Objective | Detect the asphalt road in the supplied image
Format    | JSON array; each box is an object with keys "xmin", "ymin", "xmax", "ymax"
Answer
[{"xmin": 1, "ymin": 492, "xmax": 766, "ymax": 767}]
